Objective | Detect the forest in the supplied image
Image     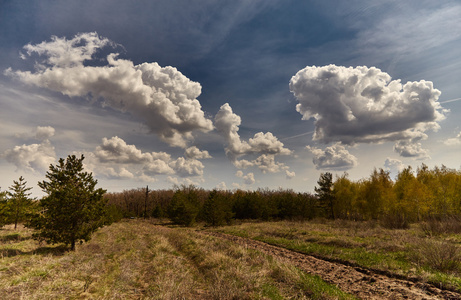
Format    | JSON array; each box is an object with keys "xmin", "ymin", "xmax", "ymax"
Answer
[{"xmin": 103, "ymin": 163, "xmax": 461, "ymax": 229}]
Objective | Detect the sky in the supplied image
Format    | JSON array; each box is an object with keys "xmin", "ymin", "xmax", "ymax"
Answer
[{"xmin": 1, "ymin": 0, "xmax": 460, "ymax": 197}]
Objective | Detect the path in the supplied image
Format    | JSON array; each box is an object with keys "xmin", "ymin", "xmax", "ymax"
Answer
[{"xmin": 200, "ymin": 231, "xmax": 461, "ymax": 300}]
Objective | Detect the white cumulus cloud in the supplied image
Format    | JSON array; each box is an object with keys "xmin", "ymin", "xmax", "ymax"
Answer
[
  {"xmin": 235, "ymin": 170, "xmax": 255, "ymax": 185},
  {"xmin": 444, "ymin": 131, "xmax": 461, "ymax": 146},
  {"xmin": 214, "ymin": 103, "xmax": 293, "ymax": 174},
  {"xmin": 169, "ymin": 157, "xmax": 205, "ymax": 177},
  {"xmin": 35, "ymin": 126, "xmax": 55, "ymax": 141},
  {"xmin": 290, "ymin": 65, "xmax": 447, "ymax": 158},
  {"xmin": 306, "ymin": 143, "xmax": 358, "ymax": 170},
  {"xmin": 243, "ymin": 172, "xmax": 255, "ymax": 185},
  {"xmin": 184, "ymin": 146, "xmax": 212, "ymax": 159},
  {"xmin": 216, "ymin": 182, "xmax": 228, "ymax": 191},
  {"xmin": 384, "ymin": 158, "xmax": 405, "ymax": 174},
  {"xmin": 6, "ymin": 32, "xmax": 213, "ymax": 148},
  {"xmin": 91, "ymin": 136, "xmax": 207, "ymax": 179},
  {"xmin": 95, "ymin": 136, "xmax": 160, "ymax": 164},
  {"xmin": 2, "ymin": 126, "xmax": 57, "ymax": 173},
  {"xmin": 285, "ymin": 170, "xmax": 295, "ymax": 179},
  {"xmin": 393, "ymin": 140, "xmax": 430, "ymax": 159},
  {"xmin": 214, "ymin": 103, "xmax": 251, "ymax": 158},
  {"xmin": 252, "ymin": 154, "xmax": 288, "ymax": 174},
  {"xmin": 3, "ymin": 140, "xmax": 56, "ymax": 173}
]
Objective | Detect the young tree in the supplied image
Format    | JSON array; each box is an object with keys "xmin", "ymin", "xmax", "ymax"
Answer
[
  {"xmin": 203, "ymin": 190, "xmax": 233, "ymax": 226},
  {"xmin": 167, "ymin": 185, "xmax": 201, "ymax": 226},
  {"xmin": 28, "ymin": 155, "xmax": 107, "ymax": 250},
  {"xmin": 0, "ymin": 188, "xmax": 8, "ymax": 227},
  {"xmin": 315, "ymin": 172, "xmax": 335, "ymax": 219},
  {"xmin": 7, "ymin": 176, "xmax": 34, "ymax": 229},
  {"xmin": 332, "ymin": 173, "xmax": 355, "ymax": 219}
]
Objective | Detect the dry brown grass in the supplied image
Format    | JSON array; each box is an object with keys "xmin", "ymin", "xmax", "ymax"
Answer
[{"xmin": 0, "ymin": 220, "xmax": 353, "ymax": 299}]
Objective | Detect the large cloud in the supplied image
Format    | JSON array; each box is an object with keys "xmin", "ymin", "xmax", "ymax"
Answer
[
  {"xmin": 306, "ymin": 143, "xmax": 357, "ymax": 170},
  {"xmin": 290, "ymin": 65, "xmax": 447, "ymax": 157},
  {"xmin": 6, "ymin": 32, "xmax": 213, "ymax": 147},
  {"xmin": 214, "ymin": 103, "xmax": 292, "ymax": 158},
  {"xmin": 214, "ymin": 103, "xmax": 292, "ymax": 173},
  {"xmin": 214, "ymin": 103, "xmax": 251, "ymax": 158}
]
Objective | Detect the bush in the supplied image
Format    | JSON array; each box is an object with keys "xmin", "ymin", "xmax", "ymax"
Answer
[
  {"xmin": 412, "ymin": 239, "xmax": 461, "ymax": 273},
  {"xmin": 420, "ymin": 215, "xmax": 461, "ymax": 236},
  {"xmin": 379, "ymin": 213, "xmax": 409, "ymax": 229}
]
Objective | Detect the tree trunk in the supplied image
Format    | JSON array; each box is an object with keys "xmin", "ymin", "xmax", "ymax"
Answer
[
  {"xmin": 71, "ymin": 239, "xmax": 76, "ymax": 251},
  {"xmin": 14, "ymin": 206, "xmax": 19, "ymax": 230}
]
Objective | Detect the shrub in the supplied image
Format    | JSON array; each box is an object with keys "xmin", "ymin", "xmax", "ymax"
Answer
[
  {"xmin": 412, "ymin": 239, "xmax": 461, "ymax": 273},
  {"xmin": 420, "ymin": 215, "xmax": 461, "ymax": 236},
  {"xmin": 379, "ymin": 213, "xmax": 409, "ymax": 229}
]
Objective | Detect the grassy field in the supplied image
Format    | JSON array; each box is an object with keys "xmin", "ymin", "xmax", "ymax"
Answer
[
  {"xmin": 0, "ymin": 220, "xmax": 354, "ymax": 299},
  {"xmin": 212, "ymin": 219, "xmax": 461, "ymax": 293}
]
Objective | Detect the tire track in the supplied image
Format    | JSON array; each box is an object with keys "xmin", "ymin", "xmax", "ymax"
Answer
[{"xmin": 200, "ymin": 231, "xmax": 461, "ymax": 300}]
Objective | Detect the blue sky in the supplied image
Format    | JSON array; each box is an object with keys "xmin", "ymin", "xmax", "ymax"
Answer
[{"xmin": 1, "ymin": 0, "xmax": 460, "ymax": 197}]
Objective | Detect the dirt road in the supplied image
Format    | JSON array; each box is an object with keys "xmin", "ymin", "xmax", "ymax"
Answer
[{"xmin": 201, "ymin": 231, "xmax": 461, "ymax": 300}]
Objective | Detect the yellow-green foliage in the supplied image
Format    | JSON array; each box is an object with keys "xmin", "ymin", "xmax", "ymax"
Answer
[{"xmin": 333, "ymin": 164, "xmax": 461, "ymax": 224}]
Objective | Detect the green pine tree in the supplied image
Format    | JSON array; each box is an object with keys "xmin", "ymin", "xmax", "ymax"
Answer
[
  {"xmin": 28, "ymin": 155, "xmax": 107, "ymax": 250},
  {"xmin": 203, "ymin": 190, "xmax": 233, "ymax": 226},
  {"xmin": 0, "ymin": 188, "xmax": 8, "ymax": 227},
  {"xmin": 7, "ymin": 176, "xmax": 34, "ymax": 229},
  {"xmin": 315, "ymin": 172, "xmax": 335, "ymax": 219}
]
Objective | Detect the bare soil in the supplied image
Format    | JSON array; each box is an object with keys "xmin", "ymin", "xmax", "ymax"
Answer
[{"xmin": 200, "ymin": 231, "xmax": 461, "ymax": 300}]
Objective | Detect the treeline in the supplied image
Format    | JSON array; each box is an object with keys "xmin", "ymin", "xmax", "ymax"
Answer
[
  {"xmin": 2, "ymin": 162, "xmax": 460, "ymax": 231},
  {"xmin": 105, "ymin": 186, "xmax": 318, "ymax": 226},
  {"xmin": 105, "ymin": 164, "xmax": 461, "ymax": 228}
]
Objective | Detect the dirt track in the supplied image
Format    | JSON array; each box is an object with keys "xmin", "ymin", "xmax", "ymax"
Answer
[{"xmin": 201, "ymin": 231, "xmax": 461, "ymax": 300}]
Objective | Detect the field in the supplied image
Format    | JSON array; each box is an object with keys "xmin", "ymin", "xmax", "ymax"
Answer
[
  {"xmin": 0, "ymin": 219, "xmax": 353, "ymax": 299},
  {"xmin": 1, "ymin": 218, "xmax": 461, "ymax": 299}
]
